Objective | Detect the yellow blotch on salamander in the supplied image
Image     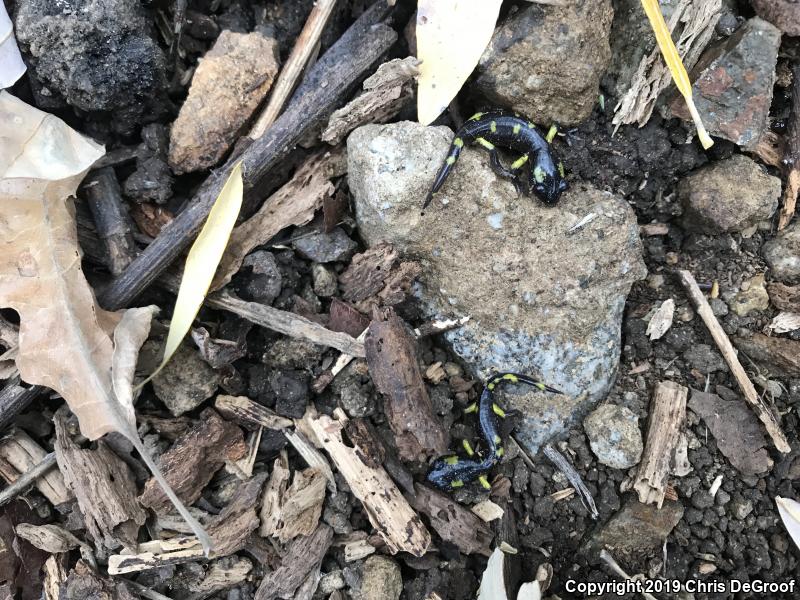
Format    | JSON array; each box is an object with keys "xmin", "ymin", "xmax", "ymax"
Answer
[
  {"xmin": 446, "ymin": 155, "xmax": 456, "ymax": 165},
  {"xmin": 476, "ymin": 137, "xmax": 495, "ymax": 150},
  {"xmin": 490, "ymin": 120, "xmax": 497, "ymax": 133},
  {"xmin": 451, "ymin": 480, "xmax": 464, "ymax": 488},
  {"xmin": 513, "ymin": 123, "xmax": 521, "ymax": 135},
  {"xmin": 533, "ymin": 165, "xmax": 546, "ymax": 183},
  {"xmin": 469, "ymin": 112, "xmax": 485, "ymax": 121},
  {"xmin": 511, "ymin": 154, "xmax": 529, "ymax": 170},
  {"xmin": 502, "ymin": 374, "xmax": 519, "ymax": 383},
  {"xmin": 478, "ymin": 475, "xmax": 491, "ymax": 489},
  {"xmin": 558, "ymin": 161, "xmax": 566, "ymax": 178},
  {"xmin": 445, "ymin": 456, "xmax": 459, "ymax": 465},
  {"xmin": 492, "ymin": 403, "xmax": 506, "ymax": 418},
  {"xmin": 454, "ymin": 137, "xmax": 464, "ymax": 148},
  {"xmin": 496, "ymin": 447, "xmax": 504, "ymax": 457},
  {"xmin": 462, "ymin": 439, "xmax": 475, "ymax": 456}
]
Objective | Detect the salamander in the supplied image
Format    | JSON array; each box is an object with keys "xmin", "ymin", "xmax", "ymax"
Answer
[
  {"xmin": 427, "ymin": 372, "xmax": 562, "ymax": 491},
  {"xmin": 423, "ymin": 110, "xmax": 568, "ymax": 209}
]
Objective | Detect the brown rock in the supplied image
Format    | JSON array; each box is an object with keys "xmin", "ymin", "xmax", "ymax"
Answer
[
  {"xmin": 169, "ymin": 31, "xmax": 279, "ymax": 174},
  {"xmin": 751, "ymin": 0, "xmax": 800, "ymax": 35},
  {"xmin": 767, "ymin": 282, "xmax": 800, "ymax": 312},
  {"xmin": 669, "ymin": 18, "xmax": 781, "ymax": 149},
  {"xmin": 734, "ymin": 333, "xmax": 800, "ymax": 378}
]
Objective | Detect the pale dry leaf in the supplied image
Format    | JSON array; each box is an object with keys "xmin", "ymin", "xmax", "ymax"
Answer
[
  {"xmin": 776, "ymin": 497, "xmax": 800, "ymax": 552},
  {"xmin": 0, "ymin": 92, "xmax": 212, "ymax": 554},
  {"xmin": 646, "ymin": 298, "xmax": 675, "ymax": 340},
  {"xmin": 416, "ymin": 0, "xmax": 503, "ymax": 125},
  {"xmin": 144, "ymin": 162, "xmax": 243, "ymax": 382},
  {"xmin": 0, "ymin": 6, "xmax": 25, "ymax": 88},
  {"xmin": 479, "ymin": 547, "xmax": 543, "ymax": 600},
  {"xmin": 113, "ymin": 306, "xmax": 159, "ymax": 411},
  {"xmin": 767, "ymin": 312, "xmax": 800, "ymax": 334}
]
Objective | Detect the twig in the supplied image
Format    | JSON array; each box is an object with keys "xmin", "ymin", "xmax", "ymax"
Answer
[
  {"xmin": 634, "ymin": 380, "xmax": 686, "ymax": 507},
  {"xmin": 778, "ymin": 61, "xmax": 800, "ymax": 230},
  {"xmin": 97, "ymin": 1, "xmax": 396, "ymax": 311},
  {"xmin": 0, "ymin": 452, "xmax": 57, "ymax": 507},
  {"xmin": 248, "ymin": 0, "xmax": 339, "ymax": 139},
  {"xmin": 543, "ymin": 445, "xmax": 599, "ymax": 519},
  {"xmin": 599, "ymin": 550, "xmax": 659, "ymax": 600},
  {"xmin": 676, "ymin": 269, "xmax": 790, "ymax": 452},
  {"xmin": 0, "ymin": 379, "xmax": 43, "ymax": 433}
]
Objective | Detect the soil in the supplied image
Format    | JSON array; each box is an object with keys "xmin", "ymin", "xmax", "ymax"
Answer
[{"xmin": 3, "ymin": 0, "xmax": 800, "ymax": 599}]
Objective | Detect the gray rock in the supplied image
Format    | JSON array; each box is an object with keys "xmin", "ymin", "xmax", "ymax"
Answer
[
  {"xmin": 683, "ymin": 344, "xmax": 727, "ymax": 373},
  {"xmin": 293, "ymin": 226, "xmax": 357, "ymax": 263},
  {"xmin": 680, "ymin": 155, "xmax": 780, "ymax": 234},
  {"xmin": 473, "ymin": 0, "xmax": 613, "ymax": 126},
  {"xmin": 262, "ymin": 337, "xmax": 324, "ymax": 370},
  {"xmin": 583, "ymin": 404, "xmax": 643, "ymax": 469},
  {"xmin": 14, "ymin": 0, "xmax": 167, "ymax": 135},
  {"xmin": 123, "ymin": 124, "xmax": 174, "ymax": 204},
  {"xmin": 270, "ymin": 371, "xmax": 309, "ymax": 418},
  {"xmin": 667, "ymin": 18, "xmax": 781, "ymax": 150},
  {"xmin": 730, "ymin": 273, "xmax": 769, "ymax": 317},
  {"xmin": 347, "ymin": 122, "xmax": 646, "ymax": 454},
  {"xmin": 586, "ymin": 499, "xmax": 684, "ymax": 565},
  {"xmin": 153, "ymin": 344, "xmax": 221, "ymax": 416},
  {"xmin": 241, "ymin": 251, "xmax": 282, "ymax": 304},
  {"xmin": 360, "ymin": 556, "xmax": 402, "ymax": 600},
  {"xmin": 312, "ymin": 264, "xmax": 338, "ymax": 297},
  {"xmin": 751, "ymin": 0, "xmax": 800, "ymax": 35},
  {"xmin": 730, "ymin": 497, "xmax": 753, "ymax": 520},
  {"xmin": 764, "ymin": 220, "xmax": 800, "ymax": 282}
]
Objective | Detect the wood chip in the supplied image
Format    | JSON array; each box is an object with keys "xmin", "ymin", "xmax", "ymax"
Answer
[
  {"xmin": 253, "ymin": 524, "xmax": 333, "ymax": 600},
  {"xmin": 14, "ymin": 523, "xmax": 82, "ymax": 553},
  {"xmin": 139, "ymin": 408, "xmax": 247, "ymax": 513},
  {"xmin": 364, "ymin": 308, "xmax": 448, "ymax": 461},
  {"xmin": 767, "ymin": 312, "xmax": 800, "ymax": 333},
  {"xmin": 214, "ymin": 394, "xmax": 294, "ymax": 430},
  {"xmin": 338, "ymin": 244, "xmax": 421, "ymax": 313},
  {"xmin": 259, "ymin": 453, "xmax": 291, "ymax": 538},
  {"xmin": 206, "ymin": 472, "xmax": 267, "ymax": 556},
  {"xmin": 634, "ymin": 381, "xmax": 687, "ymax": 507},
  {"xmin": 273, "ymin": 468, "xmax": 327, "ymax": 543},
  {"xmin": 411, "ymin": 484, "xmax": 493, "ymax": 557},
  {"xmin": 777, "ymin": 62, "xmax": 799, "ymax": 230},
  {"xmin": 343, "ymin": 539, "xmax": 376, "ymax": 562},
  {"xmin": 689, "ymin": 390, "xmax": 773, "ymax": 475},
  {"xmin": 63, "ymin": 561, "xmax": 138, "ymax": 600},
  {"xmin": 309, "ymin": 410, "xmax": 430, "ymax": 556},
  {"xmin": 471, "ymin": 499, "xmax": 505, "ymax": 523},
  {"xmin": 284, "ymin": 428, "xmax": 337, "ymax": 493},
  {"xmin": 43, "ymin": 555, "xmax": 66, "ymax": 600},
  {"xmin": 645, "ymin": 298, "xmax": 675, "ymax": 340},
  {"xmin": 678, "ymin": 269, "xmax": 790, "ymax": 453},
  {"xmin": 108, "ymin": 537, "xmax": 205, "ymax": 575},
  {"xmin": 54, "ymin": 409, "xmax": 146, "ymax": 551},
  {"xmin": 321, "ymin": 57, "xmax": 419, "ymax": 145},
  {"xmin": 0, "ymin": 429, "xmax": 70, "ymax": 506},
  {"xmin": 734, "ymin": 333, "xmax": 800, "ymax": 378},
  {"xmin": 768, "ymin": 282, "xmax": 800, "ymax": 312}
]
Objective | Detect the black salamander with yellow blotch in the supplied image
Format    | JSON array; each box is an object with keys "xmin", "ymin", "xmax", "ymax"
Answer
[
  {"xmin": 423, "ymin": 110, "xmax": 568, "ymax": 209},
  {"xmin": 427, "ymin": 372, "xmax": 562, "ymax": 491}
]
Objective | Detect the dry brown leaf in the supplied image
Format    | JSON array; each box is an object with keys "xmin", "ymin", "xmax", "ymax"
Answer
[
  {"xmin": 211, "ymin": 149, "xmax": 346, "ymax": 290},
  {"xmin": 0, "ymin": 92, "xmax": 211, "ymax": 552}
]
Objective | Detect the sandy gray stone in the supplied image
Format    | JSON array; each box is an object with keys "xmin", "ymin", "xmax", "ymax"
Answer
[
  {"xmin": 473, "ymin": 0, "xmax": 613, "ymax": 126},
  {"xmin": 152, "ymin": 344, "xmax": 221, "ymax": 416},
  {"xmin": 583, "ymin": 404, "xmax": 643, "ymax": 469},
  {"xmin": 680, "ymin": 155, "xmax": 780, "ymax": 234},
  {"xmin": 359, "ymin": 556, "xmax": 401, "ymax": 600},
  {"xmin": 763, "ymin": 220, "xmax": 800, "ymax": 282},
  {"xmin": 347, "ymin": 122, "xmax": 646, "ymax": 453}
]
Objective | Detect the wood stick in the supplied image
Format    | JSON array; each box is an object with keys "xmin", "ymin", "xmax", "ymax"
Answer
[
  {"xmin": 634, "ymin": 380, "xmax": 687, "ymax": 507},
  {"xmin": 676, "ymin": 269, "xmax": 790, "ymax": 452},
  {"xmin": 308, "ymin": 409, "xmax": 430, "ymax": 556},
  {"xmin": 98, "ymin": 2, "xmax": 396, "ymax": 311},
  {"xmin": 0, "ymin": 428, "xmax": 71, "ymax": 505},
  {"xmin": 0, "ymin": 380, "xmax": 43, "ymax": 433},
  {"xmin": 778, "ymin": 62, "xmax": 800, "ymax": 230},
  {"xmin": 0, "ymin": 451, "xmax": 57, "ymax": 508},
  {"xmin": 248, "ymin": 0, "xmax": 339, "ymax": 139},
  {"xmin": 83, "ymin": 167, "xmax": 138, "ymax": 275}
]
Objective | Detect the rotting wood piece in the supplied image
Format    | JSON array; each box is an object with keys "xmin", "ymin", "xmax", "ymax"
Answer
[
  {"xmin": 778, "ymin": 62, "xmax": 800, "ymax": 230},
  {"xmin": 338, "ymin": 244, "xmax": 422, "ymax": 312},
  {"xmin": 272, "ymin": 468, "xmax": 327, "ymax": 543},
  {"xmin": 321, "ymin": 57, "xmax": 420, "ymax": 145},
  {"xmin": 767, "ymin": 282, "xmax": 800, "ymax": 312},
  {"xmin": 98, "ymin": 2, "xmax": 398, "ymax": 311},
  {"xmin": 0, "ymin": 429, "xmax": 70, "ymax": 506},
  {"xmin": 411, "ymin": 484, "xmax": 493, "ymax": 557},
  {"xmin": 364, "ymin": 308, "xmax": 448, "ymax": 461},
  {"xmin": 309, "ymin": 410, "xmax": 431, "ymax": 556},
  {"xmin": 53, "ymin": 409, "xmax": 146, "ymax": 551},
  {"xmin": 139, "ymin": 408, "xmax": 247, "ymax": 513},
  {"xmin": 634, "ymin": 381, "xmax": 687, "ymax": 508},
  {"xmin": 206, "ymin": 472, "xmax": 267, "ymax": 557},
  {"xmin": 733, "ymin": 333, "xmax": 800, "ymax": 378},
  {"xmin": 677, "ymin": 269, "xmax": 790, "ymax": 452},
  {"xmin": 253, "ymin": 523, "xmax": 333, "ymax": 600},
  {"xmin": 108, "ymin": 536, "xmax": 205, "ymax": 575},
  {"xmin": 259, "ymin": 453, "xmax": 290, "ymax": 538},
  {"xmin": 62, "ymin": 560, "xmax": 138, "ymax": 600},
  {"xmin": 214, "ymin": 395, "xmax": 293, "ymax": 431}
]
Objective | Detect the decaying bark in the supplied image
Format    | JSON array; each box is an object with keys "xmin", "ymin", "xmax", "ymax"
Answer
[
  {"xmin": 61, "ymin": 561, "xmax": 138, "ymax": 600},
  {"xmin": 214, "ymin": 395, "xmax": 294, "ymax": 431},
  {"xmin": 411, "ymin": 484, "xmax": 493, "ymax": 557},
  {"xmin": 139, "ymin": 408, "xmax": 247, "ymax": 513},
  {"xmin": 0, "ymin": 429, "xmax": 70, "ymax": 506},
  {"xmin": 364, "ymin": 308, "xmax": 448, "ymax": 461},
  {"xmin": 677, "ymin": 269, "xmax": 790, "ymax": 453},
  {"xmin": 767, "ymin": 282, "xmax": 800, "ymax": 312},
  {"xmin": 205, "ymin": 472, "xmax": 266, "ymax": 556},
  {"xmin": 734, "ymin": 333, "xmax": 800, "ymax": 378},
  {"xmin": 308, "ymin": 410, "xmax": 431, "ymax": 556},
  {"xmin": 321, "ymin": 57, "xmax": 420, "ymax": 145},
  {"xmin": 253, "ymin": 524, "xmax": 333, "ymax": 600},
  {"xmin": 108, "ymin": 537, "xmax": 205, "ymax": 575},
  {"xmin": 338, "ymin": 244, "xmax": 421, "ymax": 313},
  {"xmin": 634, "ymin": 381, "xmax": 687, "ymax": 507},
  {"xmin": 777, "ymin": 62, "xmax": 800, "ymax": 230},
  {"xmin": 259, "ymin": 454, "xmax": 291, "ymax": 538},
  {"xmin": 271, "ymin": 468, "xmax": 326, "ymax": 543},
  {"xmin": 54, "ymin": 410, "xmax": 146, "ymax": 551}
]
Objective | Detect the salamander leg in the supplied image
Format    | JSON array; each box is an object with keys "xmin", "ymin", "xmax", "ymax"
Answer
[{"xmin": 488, "ymin": 150, "xmax": 527, "ymax": 195}]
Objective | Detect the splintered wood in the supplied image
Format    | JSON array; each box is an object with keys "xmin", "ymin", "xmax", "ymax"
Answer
[
  {"xmin": 677, "ymin": 269, "xmax": 790, "ymax": 453},
  {"xmin": 778, "ymin": 62, "xmax": 800, "ymax": 230},
  {"xmin": 0, "ymin": 429, "xmax": 70, "ymax": 506},
  {"xmin": 339, "ymin": 244, "xmax": 422, "ymax": 314},
  {"xmin": 214, "ymin": 394, "xmax": 293, "ymax": 430},
  {"xmin": 364, "ymin": 308, "xmax": 448, "ymax": 461},
  {"xmin": 411, "ymin": 485, "xmax": 493, "ymax": 556},
  {"xmin": 309, "ymin": 410, "xmax": 431, "ymax": 557},
  {"xmin": 634, "ymin": 381, "xmax": 687, "ymax": 507}
]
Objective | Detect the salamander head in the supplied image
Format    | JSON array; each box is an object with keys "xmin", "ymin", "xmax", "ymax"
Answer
[{"xmin": 530, "ymin": 163, "xmax": 568, "ymax": 205}]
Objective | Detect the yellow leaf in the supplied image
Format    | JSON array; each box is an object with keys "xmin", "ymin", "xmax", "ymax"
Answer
[
  {"xmin": 144, "ymin": 162, "xmax": 244, "ymax": 382},
  {"xmin": 640, "ymin": 0, "xmax": 713, "ymax": 149},
  {"xmin": 416, "ymin": 0, "xmax": 503, "ymax": 125}
]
